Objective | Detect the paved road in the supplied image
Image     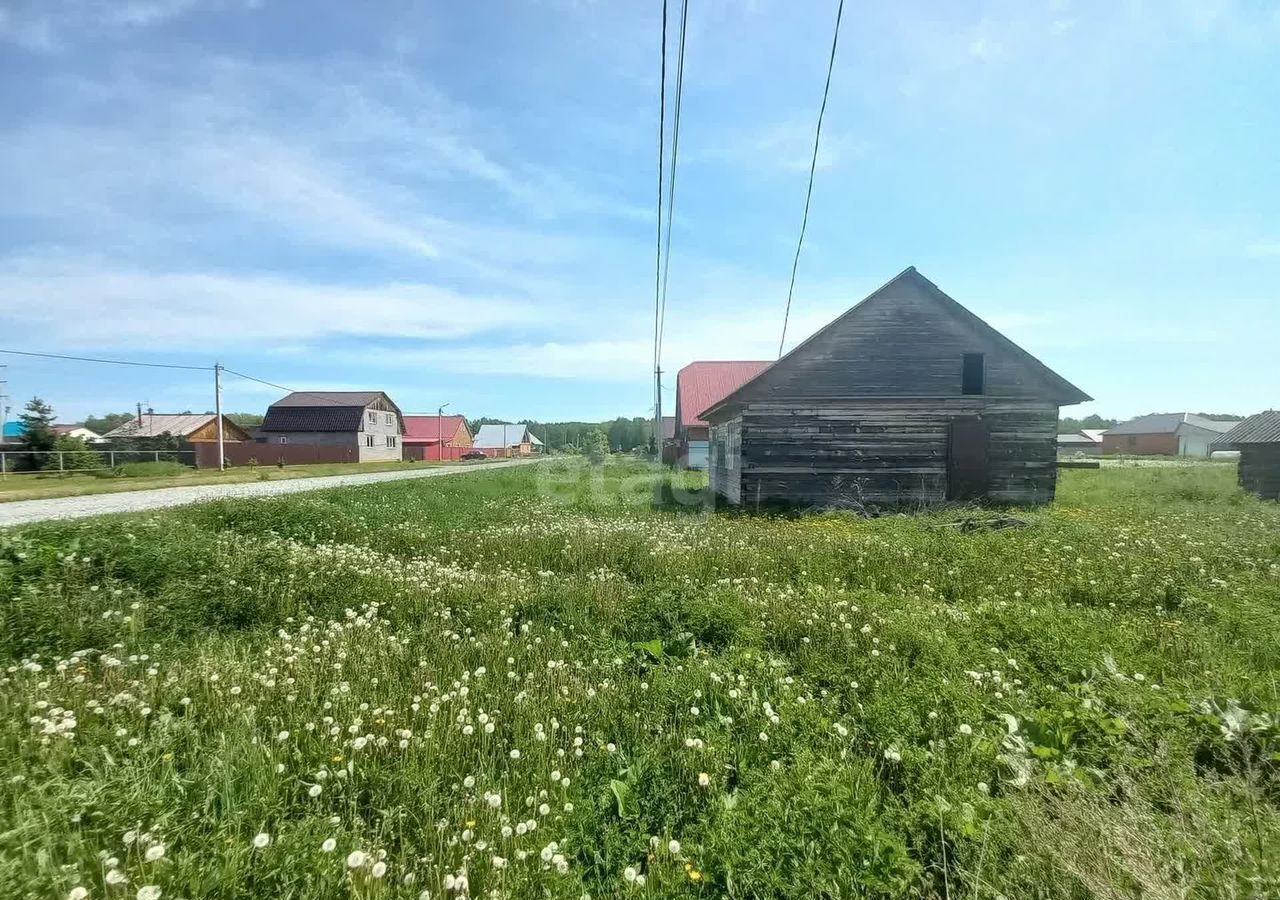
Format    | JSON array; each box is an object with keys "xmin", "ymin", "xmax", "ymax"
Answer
[{"xmin": 0, "ymin": 458, "xmax": 541, "ymax": 528}]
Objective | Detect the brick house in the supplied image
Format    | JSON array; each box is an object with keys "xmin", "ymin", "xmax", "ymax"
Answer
[
  {"xmin": 1100, "ymin": 413, "xmax": 1239, "ymax": 457},
  {"xmin": 403, "ymin": 414, "xmax": 472, "ymax": 461}
]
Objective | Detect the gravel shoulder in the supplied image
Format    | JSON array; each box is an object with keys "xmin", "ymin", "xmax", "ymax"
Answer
[{"xmin": 0, "ymin": 458, "xmax": 541, "ymax": 527}]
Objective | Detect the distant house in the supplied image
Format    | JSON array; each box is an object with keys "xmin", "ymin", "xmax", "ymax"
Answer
[
  {"xmin": 53, "ymin": 424, "xmax": 105, "ymax": 443},
  {"xmin": 259, "ymin": 391, "xmax": 405, "ymax": 462},
  {"xmin": 403, "ymin": 414, "xmax": 472, "ymax": 461},
  {"xmin": 473, "ymin": 423, "xmax": 542, "ymax": 457},
  {"xmin": 105, "ymin": 413, "xmax": 251, "ymax": 444},
  {"xmin": 674, "ymin": 361, "xmax": 771, "ymax": 470},
  {"xmin": 1100, "ymin": 413, "xmax": 1239, "ymax": 457},
  {"xmin": 662, "ymin": 416, "xmax": 676, "ymax": 442},
  {"xmin": 1056, "ymin": 429, "xmax": 1104, "ymax": 453},
  {"xmin": 1213, "ymin": 411, "xmax": 1280, "ymax": 500},
  {"xmin": 2, "ymin": 421, "xmax": 24, "ymax": 445},
  {"xmin": 701, "ymin": 267, "xmax": 1090, "ymax": 506}
]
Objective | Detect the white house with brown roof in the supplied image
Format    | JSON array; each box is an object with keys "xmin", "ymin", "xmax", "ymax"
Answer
[{"xmin": 259, "ymin": 391, "xmax": 405, "ymax": 462}]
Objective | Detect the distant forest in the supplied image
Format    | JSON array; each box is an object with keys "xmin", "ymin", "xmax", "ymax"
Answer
[{"xmin": 471, "ymin": 416, "xmax": 653, "ymax": 452}]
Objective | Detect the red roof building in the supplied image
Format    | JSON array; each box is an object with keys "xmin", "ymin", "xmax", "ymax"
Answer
[
  {"xmin": 402, "ymin": 415, "xmax": 472, "ymax": 460},
  {"xmin": 673, "ymin": 361, "xmax": 770, "ymax": 469}
]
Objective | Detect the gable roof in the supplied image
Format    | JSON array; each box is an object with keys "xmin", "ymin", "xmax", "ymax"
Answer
[
  {"xmin": 261, "ymin": 391, "xmax": 403, "ymax": 433},
  {"xmin": 1107, "ymin": 413, "xmax": 1240, "ymax": 436},
  {"xmin": 676, "ymin": 361, "xmax": 772, "ymax": 429},
  {"xmin": 269, "ymin": 391, "xmax": 387, "ymax": 408},
  {"xmin": 473, "ymin": 423, "xmax": 532, "ymax": 449},
  {"xmin": 403, "ymin": 414, "xmax": 468, "ymax": 444},
  {"xmin": 700, "ymin": 267, "xmax": 1090, "ymax": 421},
  {"xmin": 1213, "ymin": 410, "xmax": 1280, "ymax": 446},
  {"xmin": 104, "ymin": 413, "xmax": 248, "ymax": 440}
]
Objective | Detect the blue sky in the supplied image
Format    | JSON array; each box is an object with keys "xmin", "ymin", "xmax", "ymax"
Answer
[{"xmin": 1, "ymin": 0, "xmax": 1277, "ymax": 425}]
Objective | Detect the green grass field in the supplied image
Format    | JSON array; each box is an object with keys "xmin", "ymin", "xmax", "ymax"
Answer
[
  {"xmin": 1, "ymin": 461, "xmax": 1277, "ymax": 898},
  {"xmin": 0, "ymin": 459, "xmax": 447, "ymax": 503}
]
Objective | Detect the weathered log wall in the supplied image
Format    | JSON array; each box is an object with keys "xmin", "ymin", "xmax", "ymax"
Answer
[
  {"xmin": 1239, "ymin": 446, "xmax": 1280, "ymax": 500},
  {"xmin": 708, "ymin": 418, "xmax": 741, "ymax": 504},
  {"xmin": 710, "ymin": 399, "xmax": 1059, "ymax": 507}
]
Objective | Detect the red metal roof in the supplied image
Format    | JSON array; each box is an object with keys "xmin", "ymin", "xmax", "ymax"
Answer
[
  {"xmin": 403, "ymin": 415, "xmax": 468, "ymax": 444},
  {"xmin": 676, "ymin": 361, "xmax": 771, "ymax": 429}
]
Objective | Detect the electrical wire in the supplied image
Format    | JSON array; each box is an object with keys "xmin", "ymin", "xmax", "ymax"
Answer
[
  {"xmin": 655, "ymin": 0, "xmax": 689, "ymax": 368},
  {"xmin": 778, "ymin": 0, "xmax": 845, "ymax": 358},
  {"xmin": 0, "ymin": 348, "xmax": 211, "ymax": 371},
  {"xmin": 653, "ymin": 0, "xmax": 668, "ymax": 438},
  {"xmin": 220, "ymin": 369, "xmax": 375, "ymax": 408}
]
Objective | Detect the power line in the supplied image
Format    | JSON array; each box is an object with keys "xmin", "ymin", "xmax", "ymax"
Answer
[
  {"xmin": 655, "ymin": 0, "xmax": 689, "ymax": 368},
  {"xmin": 220, "ymin": 368, "xmax": 372, "ymax": 409},
  {"xmin": 0, "ymin": 348, "xmax": 211, "ymax": 371},
  {"xmin": 778, "ymin": 0, "xmax": 845, "ymax": 358}
]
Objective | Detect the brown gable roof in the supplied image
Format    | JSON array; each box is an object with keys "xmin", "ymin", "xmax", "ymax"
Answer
[
  {"xmin": 261, "ymin": 391, "xmax": 403, "ymax": 433},
  {"xmin": 701, "ymin": 267, "xmax": 1090, "ymax": 420}
]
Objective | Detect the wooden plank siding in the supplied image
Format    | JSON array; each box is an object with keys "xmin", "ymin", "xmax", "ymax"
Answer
[
  {"xmin": 700, "ymin": 270, "xmax": 1087, "ymax": 508},
  {"xmin": 1239, "ymin": 445, "xmax": 1280, "ymax": 500},
  {"xmin": 713, "ymin": 400, "xmax": 1058, "ymax": 507},
  {"xmin": 186, "ymin": 417, "xmax": 252, "ymax": 443},
  {"xmin": 727, "ymin": 276, "xmax": 1074, "ymax": 406},
  {"xmin": 708, "ymin": 418, "xmax": 741, "ymax": 504}
]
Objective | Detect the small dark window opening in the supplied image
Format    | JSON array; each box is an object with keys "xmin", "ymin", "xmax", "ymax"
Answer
[{"xmin": 962, "ymin": 353, "xmax": 985, "ymax": 395}]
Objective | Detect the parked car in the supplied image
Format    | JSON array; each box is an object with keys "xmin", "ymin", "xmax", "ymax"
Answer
[{"xmin": 461, "ymin": 449, "xmax": 487, "ymax": 460}]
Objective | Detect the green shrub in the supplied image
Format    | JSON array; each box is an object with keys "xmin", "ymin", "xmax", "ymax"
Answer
[{"xmin": 116, "ymin": 460, "xmax": 191, "ymax": 477}]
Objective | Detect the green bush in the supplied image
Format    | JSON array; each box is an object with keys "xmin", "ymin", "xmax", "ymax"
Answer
[
  {"xmin": 44, "ymin": 434, "xmax": 105, "ymax": 472},
  {"xmin": 116, "ymin": 460, "xmax": 192, "ymax": 477}
]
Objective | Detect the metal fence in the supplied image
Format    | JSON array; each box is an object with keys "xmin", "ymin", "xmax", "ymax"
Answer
[{"xmin": 0, "ymin": 449, "xmax": 198, "ymax": 476}]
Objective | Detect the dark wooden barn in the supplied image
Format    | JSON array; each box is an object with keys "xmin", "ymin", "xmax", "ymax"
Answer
[
  {"xmin": 701, "ymin": 267, "xmax": 1091, "ymax": 507},
  {"xmin": 1213, "ymin": 411, "xmax": 1280, "ymax": 500}
]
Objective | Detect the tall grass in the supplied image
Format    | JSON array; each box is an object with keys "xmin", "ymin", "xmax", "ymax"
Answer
[{"xmin": 0, "ymin": 461, "xmax": 1276, "ymax": 898}]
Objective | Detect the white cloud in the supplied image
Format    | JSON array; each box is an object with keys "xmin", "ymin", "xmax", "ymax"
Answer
[
  {"xmin": 1, "ymin": 56, "xmax": 646, "ymax": 275},
  {"xmin": 0, "ymin": 0, "xmax": 254, "ymax": 51},
  {"xmin": 1243, "ymin": 239, "xmax": 1280, "ymax": 258},
  {"xmin": 0, "ymin": 257, "xmax": 542, "ymax": 348},
  {"xmin": 692, "ymin": 120, "xmax": 866, "ymax": 174}
]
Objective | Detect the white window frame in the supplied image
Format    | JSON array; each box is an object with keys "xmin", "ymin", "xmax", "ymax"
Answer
[
  {"xmin": 278, "ymin": 436, "xmax": 288, "ymax": 445},
  {"xmin": 365, "ymin": 434, "xmax": 375, "ymax": 448},
  {"xmin": 367, "ymin": 411, "xmax": 377, "ymax": 425}
]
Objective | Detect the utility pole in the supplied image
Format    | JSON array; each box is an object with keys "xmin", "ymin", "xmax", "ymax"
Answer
[
  {"xmin": 654, "ymin": 365, "xmax": 663, "ymax": 458},
  {"xmin": 438, "ymin": 401, "xmax": 450, "ymax": 461},
  {"xmin": 214, "ymin": 363, "xmax": 225, "ymax": 470},
  {"xmin": 0, "ymin": 364, "xmax": 9, "ymax": 479}
]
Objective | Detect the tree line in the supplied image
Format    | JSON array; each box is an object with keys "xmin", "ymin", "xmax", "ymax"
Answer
[
  {"xmin": 1059, "ymin": 412, "xmax": 1245, "ymax": 434},
  {"xmin": 83, "ymin": 410, "xmax": 264, "ymax": 434},
  {"xmin": 470, "ymin": 417, "xmax": 655, "ymax": 453}
]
